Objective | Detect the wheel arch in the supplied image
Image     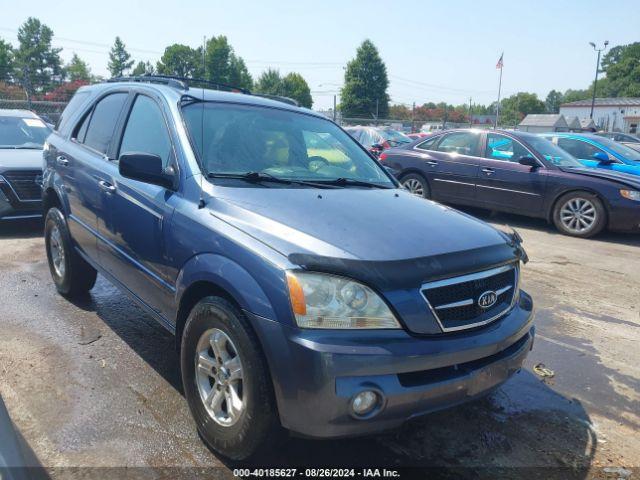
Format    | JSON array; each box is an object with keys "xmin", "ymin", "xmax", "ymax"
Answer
[
  {"xmin": 546, "ymin": 187, "xmax": 610, "ymax": 224},
  {"xmin": 174, "ymin": 253, "xmax": 279, "ymax": 351}
]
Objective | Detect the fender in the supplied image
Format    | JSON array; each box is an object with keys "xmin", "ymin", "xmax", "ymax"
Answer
[{"xmin": 175, "ymin": 253, "xmax": 278, "ymax": 321}]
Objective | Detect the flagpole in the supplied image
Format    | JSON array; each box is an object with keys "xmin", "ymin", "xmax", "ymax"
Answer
[{"xmin": 495, "ymin": 65, "xmax": 503, "ymax": 129}]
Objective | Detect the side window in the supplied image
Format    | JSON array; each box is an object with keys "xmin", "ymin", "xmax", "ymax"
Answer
[
  {"xmin": 73, "ymin": 111, "xmax": 91, "ymax": 142},
  {"xmin": 56, "ymin": 91, "xmax": 89, "ymax": 132},
  {"xmin": 557, "ymin": 138, "xmax": 602, "ymax": 159},
  {"xmin": 119, "ymin": 95, "xmax": 172, "ymax": 167},
  {"xmin": 82, "ymin": 93, "xmax": 128, "ymax": 155},
  {"xmin": 436, "ymin": 132, "xmax": 480, "ymax": 156},
  {"xmin": 416, "ymin": 136, "xmax": 439, "ymax": 151},
  {"xmin": 485, "ymin": 133, "xmax": 529, "ymax": 161}
]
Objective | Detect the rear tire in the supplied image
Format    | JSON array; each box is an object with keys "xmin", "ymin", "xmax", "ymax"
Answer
[
  {"xmin": 180, "ymin": 296, "xmax": 283, "ymax": 461},
  {"xmin": 401, "ymin": 173, "xmax": 430, "ymax": 198},
  {"xmin": 44, "ymin": 207, "xmax": 97, "ymax": 296},
  {"xmin": 552, "ymin": 191, "xmax": 606, "ymax": 238}
]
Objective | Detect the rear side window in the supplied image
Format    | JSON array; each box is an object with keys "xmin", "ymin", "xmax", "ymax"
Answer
[
  {"xmin": 82, "ymin": 93, "xmax": 128, "ymax": 155},
  {"xmin": 119, "ymin": 95, "xmax": 172, "ymax": 167},
  {"xmin": 416, "ymin": 136, "xmax": 439, "ymax": 151},
  {"xmin": 436, "ymin": 132, "xmax": 480, "ymax": 156},
  {"xmin": 557, "ymin": 138, "xmax": 603, "ymax": 160},
  {"xmin": 56, "ymin": 91, "xmax": 89, "ymax": 132}
]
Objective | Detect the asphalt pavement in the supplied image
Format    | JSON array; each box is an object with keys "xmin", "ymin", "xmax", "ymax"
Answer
[{"xmin": 0, "ymin": 211, "xmax": 638, "ymax": 479}]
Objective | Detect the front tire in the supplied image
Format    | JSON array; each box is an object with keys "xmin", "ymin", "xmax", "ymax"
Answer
[
  {"xmin": 180, "ymin": 296, "xmax": 282, "ymax": 461},
  {"xmin": 45, "ymin": 207, "xmax": 97, "ymax": 296},
  {"xmin": 552, "ymin": 191, "xmax": 606, "ymax": 238},
  {"xmin": 401, "ymin": 173, "xmax": 430, "ymax": 198}
]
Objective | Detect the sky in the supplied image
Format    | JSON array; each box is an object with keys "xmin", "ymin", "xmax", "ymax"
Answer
[{"xmin": 0, "ymin": 0, "xmax": 639, "ymax": 111}]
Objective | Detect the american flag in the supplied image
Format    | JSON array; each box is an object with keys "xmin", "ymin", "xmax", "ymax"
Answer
[{"xmin": 496, "ymin": 53, "xmax": 504, "ymax": 69}]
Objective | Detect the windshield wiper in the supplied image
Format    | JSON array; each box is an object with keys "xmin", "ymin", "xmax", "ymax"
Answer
[
  {"xmin": 313, "ymin": 177, "xmax": 393, "ymax": 189},
  {"xmin": 207, "ymin": 171, "xmax": 335, "ymax": 188}
]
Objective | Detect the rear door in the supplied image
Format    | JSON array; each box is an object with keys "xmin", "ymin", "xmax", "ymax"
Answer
[
  {"xmin": 475, "ymin": 132, "xmax": 547, "ymax": 215},
  {"xmin": 54, "ymin": 92, "xmax": 129, "ymax": 262},
  {"xmin": 416, "ymin": 131, "xmax": 481, "ymax": 205},
  {"xmin": 97, "ymin": 92, "xmax": 178, "ymax": 318}
]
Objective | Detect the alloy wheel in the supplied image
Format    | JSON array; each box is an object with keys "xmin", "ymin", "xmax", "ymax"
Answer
[
  {"xmin": 49, "ymin": 225, "xmax": 66, "ymax": 278},
  {"xmin": 403, "ymin": 178, "xmax": 424, "ymax": 196},
  {"xmin": 560, "ymin": 198, "xmax": 597, "ymax": 234},
  {"xmin": 194, "ymin": 328, "xmax": 245, "ymax": 427}
]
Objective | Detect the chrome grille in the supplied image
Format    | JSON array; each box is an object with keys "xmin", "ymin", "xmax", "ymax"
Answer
[
  {"xmin": 2, "ymin": 170, "xmax": 42, "ymax": 201},
  {"xmin": 421, "ymin": 264, "xmax": 518, "ymax": 332}
]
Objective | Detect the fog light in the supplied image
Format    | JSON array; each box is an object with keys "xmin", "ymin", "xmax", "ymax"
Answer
[{"xmin": 351, "ymin": 390, "xmax": 378, "ymax": 416}]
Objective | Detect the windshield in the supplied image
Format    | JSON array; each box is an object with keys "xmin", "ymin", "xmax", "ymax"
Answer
[
  {"xmin": 594, "ymin": 136, "xmax": 640, "ymax": 162},
  {"xmin": 529, "ymin": 136, "xmax": 583, "ymax": 167},
  {"xmin": 0, "ymin": 116, "xmax": 50, "ymax": 149},
  {"xmin": 182, "ymin": 102, "xmax": 395, "ymax": 187},
  {"xmin": 379, "ymin": 129, "xmax": 411, "ymax": 145}
]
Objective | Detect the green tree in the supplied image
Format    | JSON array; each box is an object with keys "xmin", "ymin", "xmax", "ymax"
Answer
[
  {"xmin": 204, "ymin": 35, "xmax": 252, "ymax": 89},
  {"xmin": 563, "ymin": 88, "xmax": 591, "ymax": 103},
  {"xmin": 545, "ymin": 90, "xmax": 564, "ymax": 113},
  {"xmin": 108, "ymin": 36, "xmax": 134, "ymax": 77},
  {"xmin": 156, "ymin": 44, "xmax": 202, "ymax": 77},
  {"xmin": 0, "ymin": 38, "xmax": 13, "ymax": 82},
  {"xmin": 66, "ymin": 53, "xmax": 91, "ymax": 82},
  {"xmin": 255, "ymin": 68, "xmax": 282, "ymax": 95},
  {"xmin": 13, "ymin": 17, "xmax": 63, "ymax": 99},
  {"xmin": 281, "ymin": 72, "xmax": 312, "ymax": 108},
  {"xmin": 499, "ymin": 92, "xmax": 545, "ymax": 126},
  {"xmin": 340, "ymin": 40, "xmax": 389, "ymax": 118},
  {"xmin": 599, "ymin": 42, "xmax": 640, "ymax": 97},
  {"xmin": 131, "ymin": 60, "xmax": 155, "ymax": 76}
]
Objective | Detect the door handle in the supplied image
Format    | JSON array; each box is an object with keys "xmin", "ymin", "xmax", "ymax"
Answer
[
  {"xmin": 98, "ymin": 180, "xmax": 116, "ymax": 194},
  {"xmin": 56, "ymin": 156, "xmax": 69, "ymax": 167},
  {"xmin": 481, "ymin": 168, "xmax": 495, "ymax": 175},
  {"xmin": 426, "ymin": 160, "xmax": 438, "ymax": 166}
]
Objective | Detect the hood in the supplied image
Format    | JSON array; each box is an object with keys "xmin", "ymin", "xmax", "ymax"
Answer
[
  {"xmin": 562, "ymin": 166, "xmax": 640, "ymax": 190},
  {"xmin": 0, "ymin": 149, "xmax": 43, "ymax": 171},
  {"xmin": 208, "ymin": 187, "xmax": 511, "ymax": 262}
]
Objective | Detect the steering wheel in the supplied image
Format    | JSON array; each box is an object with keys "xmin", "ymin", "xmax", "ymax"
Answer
[{"xmin": 307, "ymin": 155, "xmax": 330, "ymax": 172}]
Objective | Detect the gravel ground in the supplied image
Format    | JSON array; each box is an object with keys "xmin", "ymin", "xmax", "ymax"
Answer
[{"xmin": 0, "ymin": 210, "xmax": 638, "ymax": 479}]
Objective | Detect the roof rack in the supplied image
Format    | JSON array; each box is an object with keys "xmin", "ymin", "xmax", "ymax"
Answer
[
  {"xmin": 108, "ymin": 74, "xmax": 251, "ymax": 94},
  {"xmin": 252, "ymin": 93, "xmax": 300, "ymax": 107},
  {"xmin": 107, "ymin": 75, "xmax": 301, "ymax": 107}
]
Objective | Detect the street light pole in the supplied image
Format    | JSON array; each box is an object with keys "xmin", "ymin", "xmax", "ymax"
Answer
[{"xmin": 589, "ymin": 40, "xmax": 609, "ymax": 120}]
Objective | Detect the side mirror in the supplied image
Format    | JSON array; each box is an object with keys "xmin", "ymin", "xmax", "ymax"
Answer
[
  {"xmin": 593, "ymin": 151, "xmax": 613, "ymax": 164},
  {"xmin": 518, "ymin": 155, "xmax": 539, "ymax": 169},
  {"xmin": 119, "ymin": 152, "xmax": 175, "ymax": 189}
]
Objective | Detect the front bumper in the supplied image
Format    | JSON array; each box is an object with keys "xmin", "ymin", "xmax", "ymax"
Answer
[
  {"xmin": 248, "ymin": 291, "xmax": 535, "ymax": 438},
  {"xmin": 607, "ymin": 201, "xmax": 640, "ymax": 233},
  {"xmin": 0, "ymin": 181, "xmax": 42, "ymax": 220}
]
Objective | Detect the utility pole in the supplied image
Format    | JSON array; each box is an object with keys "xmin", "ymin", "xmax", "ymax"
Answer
[
  {"xmin": 375, "ymin": 99, "xmax": 379, "ymax": 125},
  {"xmin": 442, "ymin": 104, "xmax": 447, "ymax": 130},
  {"xmin": 589, "ymin": 41, "xmax": 609, "ymax": 120},
  {"xmin": 412, "ymin": 101, "xmax": 416, "ymax": 132},
  {"xmin": 469, "ymin": 97, "xmax": 473, "ymax": 127},
  {"xmin": 333, "ymin": 94, "xmax": 337, "ymax": 122}
]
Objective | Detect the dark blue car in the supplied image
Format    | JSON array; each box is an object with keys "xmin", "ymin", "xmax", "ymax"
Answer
[
  {"xmin": 382, "ymin": 129, "xmax": 640, "ymax": 238},
  {"xmin": 42, "ymin": 78, "xmax": 534, "ymax": 460}
]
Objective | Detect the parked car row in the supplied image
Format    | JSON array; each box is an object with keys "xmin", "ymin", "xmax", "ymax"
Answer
[{"xmin": 379, "ymin": 129, "xmax": 640, "ymax": 238}]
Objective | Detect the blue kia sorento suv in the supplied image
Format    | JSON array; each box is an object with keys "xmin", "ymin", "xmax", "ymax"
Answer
[{"xmin": 42, "ymin": 77, "xmax": 534, "ymax": 460}]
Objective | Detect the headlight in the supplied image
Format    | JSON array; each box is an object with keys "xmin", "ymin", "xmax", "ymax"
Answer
[
  {"xmin": 286, "ymin": 271, "xmax": 401, "ymax": 329},
  {"xmin": 620, "ymin": 189, "xmax": 640, "ymax": 201}
]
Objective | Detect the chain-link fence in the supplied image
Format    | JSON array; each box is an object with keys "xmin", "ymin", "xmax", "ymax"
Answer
[{"xmin": 0, "ymin": 99, "xmax": 68, "ymax": 125}]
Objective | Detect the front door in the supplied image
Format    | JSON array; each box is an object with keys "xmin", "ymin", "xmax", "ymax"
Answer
[
  {"xmin": 476, "ymin": 133, "xmax": 547, "ymax": 215},
  {"xmin": 54, "ymin": 92, "xmax": 129, "ymax": 261},
  {"xmin": 97, "ymin": 93, "xmax": 178, "ymax": 319}
]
